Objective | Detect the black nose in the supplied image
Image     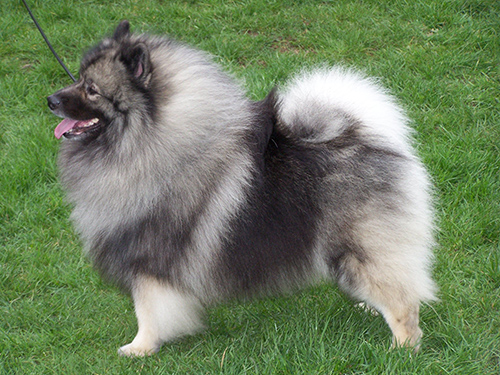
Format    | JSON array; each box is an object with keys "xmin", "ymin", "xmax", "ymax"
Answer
[{"xmin": 47, "ymin": 95, "xmax": 60, "ymax": 111}]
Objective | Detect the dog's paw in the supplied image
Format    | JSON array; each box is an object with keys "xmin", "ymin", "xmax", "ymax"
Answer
[
  {"xmin": 118, "ymin": 342, "xmax": 159, "ymax": 357},
  {"xmin": 356, "ymin": 302, "xmax": 379, "ymax": 316}
]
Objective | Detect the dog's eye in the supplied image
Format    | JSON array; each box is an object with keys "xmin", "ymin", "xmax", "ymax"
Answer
[{"xmin": 86, "ymin": 84, "xmax": 99, "ymax": 96}]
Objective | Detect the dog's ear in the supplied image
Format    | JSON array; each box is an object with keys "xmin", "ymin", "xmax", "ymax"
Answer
[
  {"xmin": 113, "ymin": 20, "xmax": 131, "ymax": 42},
  {"xmin": 120, "ymin": 43, "xmax": 151, "ymax": 84}
]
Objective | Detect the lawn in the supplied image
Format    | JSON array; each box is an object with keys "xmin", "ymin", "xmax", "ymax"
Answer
[{"xmin": 1, "ymin": 0, "xmax": 499, "ymax": 373}]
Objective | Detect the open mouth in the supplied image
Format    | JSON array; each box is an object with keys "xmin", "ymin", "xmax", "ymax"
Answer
[{"xmin": 54, "ymin": 118, "xmax": 101, "ymax": 139}]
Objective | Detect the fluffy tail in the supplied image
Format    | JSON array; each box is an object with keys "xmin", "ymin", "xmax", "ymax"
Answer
[{"xmin": 277, "ymin": 67, "xmax": 413, "ymax": 155}]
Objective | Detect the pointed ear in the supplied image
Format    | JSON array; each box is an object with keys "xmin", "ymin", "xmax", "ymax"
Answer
[
  {"xmin": 113, "ymin": 20, "xmax": 131, "ymax": 42},
  {"xmin": 120, "ymin": 43, "xmax": 151, "ymax": 83}
]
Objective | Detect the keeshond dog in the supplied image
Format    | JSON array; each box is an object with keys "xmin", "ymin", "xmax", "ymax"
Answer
[{"xmin": 47, "ymin": 20, "xmax": 436, "ymax": 356}]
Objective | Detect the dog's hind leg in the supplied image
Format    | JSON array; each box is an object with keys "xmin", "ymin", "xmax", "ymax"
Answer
[
  {"xmin": 382, "ymin": 303, "xmax": 422, "ymax": 350},
  {"xmin": 118, "ymin": 276, "xmax": 205, "ymax": 357},
  {"xmin": 331, "ymin": 246, "xmax": 435, "ymax": 351}
]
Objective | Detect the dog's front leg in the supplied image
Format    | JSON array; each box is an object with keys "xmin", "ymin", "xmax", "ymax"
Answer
[{"xmin": 118, "ymin": 276, "xmax": 205, "ymax": 357}]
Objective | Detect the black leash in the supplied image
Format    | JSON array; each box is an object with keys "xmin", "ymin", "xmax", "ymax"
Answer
[{"xmin": 21, "ymin": 0, "xmax": 76, "ymax": 82}]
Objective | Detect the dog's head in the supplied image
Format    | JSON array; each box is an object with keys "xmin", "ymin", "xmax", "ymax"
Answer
[{"xmin": 48, "ymin": 21, "xmax": 153, "ymax": 140}]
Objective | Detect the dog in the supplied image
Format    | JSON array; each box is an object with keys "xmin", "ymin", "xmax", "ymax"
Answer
[{"xmin": 47, "ymin": 20, "xmax": 436, "ymax": 356}]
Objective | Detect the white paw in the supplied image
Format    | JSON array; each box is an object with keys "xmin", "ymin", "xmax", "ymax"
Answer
[
  {"xmin": 356, "ymin": 302, "xmax": 380, "ymax": 316},
  {"xmin": 118, "ymin": 342, "xmax": 159, "ymax": 357}
]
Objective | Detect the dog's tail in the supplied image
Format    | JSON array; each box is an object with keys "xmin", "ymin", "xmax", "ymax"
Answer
[{"xmin": 277, "ymin": 67, "xmax": 413, "ymax": 155}]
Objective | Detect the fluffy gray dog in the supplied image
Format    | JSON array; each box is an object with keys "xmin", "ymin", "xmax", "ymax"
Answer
[{"xmin": 48, "ymin": 21, "xmax": 436, "ymax": 356}]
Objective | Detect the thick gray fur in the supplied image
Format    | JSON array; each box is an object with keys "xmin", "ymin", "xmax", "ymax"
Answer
[{"xmin": 48, "ymin": 21, "xmax": 436, "ymax": 356}]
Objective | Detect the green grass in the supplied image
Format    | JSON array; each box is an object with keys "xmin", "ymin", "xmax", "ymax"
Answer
[{"xmin": 1, "ymin": 0, "xmax": 499, "ymax": 373}]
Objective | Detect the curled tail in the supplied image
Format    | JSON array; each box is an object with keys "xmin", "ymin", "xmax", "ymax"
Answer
[{"xmin": 277, "ymin": 67, "xmax": 413, "ymax": 155}]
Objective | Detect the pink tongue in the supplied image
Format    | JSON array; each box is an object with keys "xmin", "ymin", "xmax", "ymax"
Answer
[{"xmin": 55, "ymin": 119, "xmax": 79, "ymax": 139}]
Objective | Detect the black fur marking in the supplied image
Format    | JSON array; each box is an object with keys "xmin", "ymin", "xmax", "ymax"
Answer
[
  {"xmin": 217, "ymin": 98, "xmax": 325, "ymax": 295},
  {"xmin": 92, "ymin": 210, "xmax": 196, "ymax": 290},
  {"xmin": 249, "ymin": 89, "xmax": 277, "ymax": 164}
]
